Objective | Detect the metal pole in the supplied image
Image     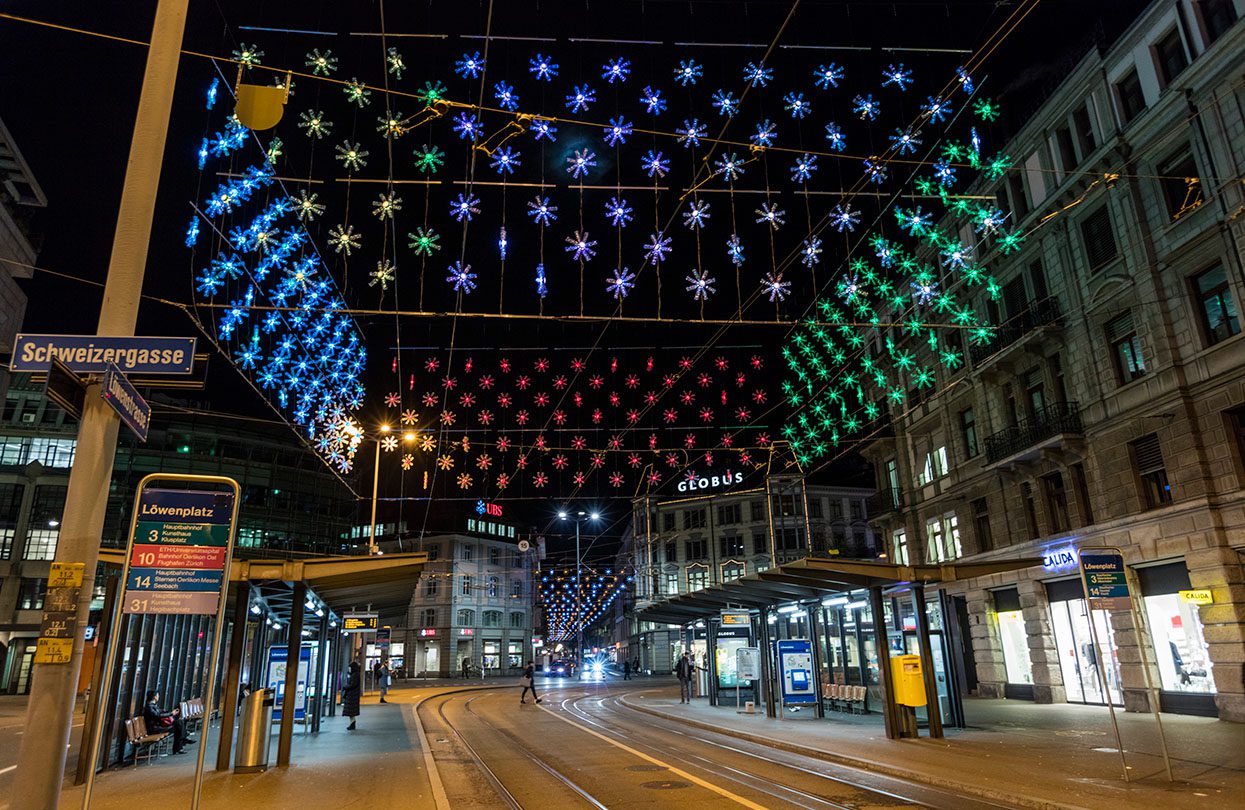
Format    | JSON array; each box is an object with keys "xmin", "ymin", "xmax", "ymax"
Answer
[
  {"xmin": 870, "ymin": 586, "xmax": 899, "ymax": 740},
  {"xmin": 368, "ymin": 439, "xmax": 381, "ymax": 556},
  {"xmin": 215, "ymin": 581, "xmax": 251, "ymax": 771},
  {"xmin": 1079, "ymin": 556, "xmax": 1129, "ymax": 782},
  {"xmin": 911, "ymin": 584, "xmax": 944, "ymax": 739},
  {"xmin": 14, "ymin": 2, "xmax": 189, "ymax": 805},
  {"xmin": 576, "ymin": 519, "xmax": 582, "ymax": 671},
  {"xmin": 1125, "ymin": 566, "xmax": 1173, "ymax": 782},
  {"xmin": 277, "ymin": 582, "xmax": 306, "ymax": 767},
  {"xmin": 74, "ymin": 574, "xmax": 118, "ymax": 785}
]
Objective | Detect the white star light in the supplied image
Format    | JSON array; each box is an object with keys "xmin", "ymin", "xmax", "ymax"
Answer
[
  {"xmin": 447, "ymin": 262, "xmax": 477, "ymax": 293},
  {"xmin": 755, "ymin": 202, "xmax": 786, "ymax": 230},
  {"xmin": 644, "ymin": 233, "xmax": 672, "ymax": 264},
  {"xmin": 606, "ymin": 268, "xmax": 636, "ymax": 299},
  {"xmin": 527, "ymin": 196, "xmax": 558, "ymax": 225},
  {"xmin": 683, "ymin": 200, "xmax": 711, "ymax": 229},
  {"xmin": 565, "ymin": 230, "xmax": 598, "ymax": 261},
  {"xmin": 604, "ymin": 196, "xmax": 633, "ymax": 227},
  {"xmin": 761, "ymin": 272, "xmax": 791, "ymax": 302},
  {"xmin": 685, "ymin": 271, "xmax": 717, "ymax": 301}
]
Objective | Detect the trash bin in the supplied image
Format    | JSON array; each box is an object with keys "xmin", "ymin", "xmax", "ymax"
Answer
[{"xmin": 234, "ymin": 688, "xmax": 274, "ymax": 773}]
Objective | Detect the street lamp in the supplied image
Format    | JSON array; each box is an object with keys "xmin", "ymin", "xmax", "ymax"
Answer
[
  {"xmin": 558, "ymin": 508, "xmax": 602, "ymax": 674},
  {"xmin": 367, "ymin": 424, "xmax": 416, "ymax": 555}
]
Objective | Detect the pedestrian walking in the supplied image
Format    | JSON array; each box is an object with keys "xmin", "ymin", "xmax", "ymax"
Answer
[
  {"xmin": 519, "ymin": 661, "xmax": 543, "ymax": 704},
  {"xmin": 623, "ymin": 659, "xmax": 631, "ymax": 680},
  {"xmin": 461, "ymin": 657, "xmax": 471, "ymax": 679},
  {"xmin": 676, "ymin": 651, "xmax": 695, "ymax": 703},
  {"xmin": 342, "ymin": 660, "xmax": 361, "ymax": 730},
  {"xmin": 378, "ymin": 660, "xmax": 391, "ymax": 703}
]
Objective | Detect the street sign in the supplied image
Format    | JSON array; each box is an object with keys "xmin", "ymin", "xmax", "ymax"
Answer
[
  {"xmin": 122, "ymin": 488, "xmax": 238, "ymax": 615},
  {"xmin": 101, "ymin": 363, "xmax": 151, "ymax": 441},
  {"xmin": 736, "ymin": 647, "xmax": 760, "ymax": 681},
  {"xmin": 11, "ymin": 334, "xmax": 196, "ymax": 374},
  {"xmin": 45, "ymin": 356, "xmax": 86, "ymax": 419},
  {"xmin": 1080, "ymin": 551, "xmax": 1131, "ymax": 610},
  {"xmin": 376, "ymin": 627, "xmax": 392, "ymax": 653},
  {"xmin": 343, "ymin": 612, "xmax": 379, "ymax": 633}
]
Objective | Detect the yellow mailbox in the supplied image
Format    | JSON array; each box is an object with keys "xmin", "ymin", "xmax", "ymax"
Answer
[{"xmin": 890, "ymin": 654, "xmax": 927, "ymax": 707}]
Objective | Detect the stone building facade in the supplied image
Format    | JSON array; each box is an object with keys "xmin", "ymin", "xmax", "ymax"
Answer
[{"xmin": 863, "ymin": 0, "xmax": 1245, "ymax": 721}]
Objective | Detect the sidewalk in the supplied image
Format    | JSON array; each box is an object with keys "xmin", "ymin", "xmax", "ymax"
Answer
[{"xmin": 622, "ymin": 686, "xmax": 1245, "ymax": 810}]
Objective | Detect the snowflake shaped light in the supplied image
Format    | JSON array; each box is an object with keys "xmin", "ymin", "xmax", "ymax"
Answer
[
  {"xmin": 416, "ymin": 80, "xmax": 446, "ymax": 103},
  {"xmin": 603, "ymin": 117, "xmax": 633, "ymax": 147},
  {"xmin": 644, "ymin": 233, "xmax": 673, "ymax": 264},
  {"xmin": 369, "ymin": 260, "xmax": 396, "ymax": 290},
  {"xmin": 853, "ymin": 94, "xmax": 880, "ymax": 120},
  {"xmin": 824, "ymin": 122, "xmax": 847, "ymax": 152},
  {"xmin": 751, "ymin": 120, "xmax": 778, "ymax": 148},
  {"xmin": 712, "ymin": 90, "xmax": 740, "ymax": 117},
  {"xmin": 889, "ymin": 127, "xmax": 922, "ymax": 155},
  {"xmin": 606, "ymin": 268, "xmax": 636, "ymax": 299},
  {"xmin": 527, "ymin": 196, "xmax": 558, "ymax": 226},
  {"xmin": 602, "ymin": 57, "xmax": 631, "ymax": 83},
  {"xmin": 452, "ymin": 112, "xmax": 482, "ymax": 141},
  {"xmin": 715, "ymin": 153, "xmax": 745, "ymax": 182},
  {"xmin": 813, "ymin": 63, "xmax": 844, "ymax": 89},
  {"xmin": 454, "ymin": 52, "xmax": 486, "ymax": 78},
  {"xmin": 298, "ymin": 110, "xmax": 332, "ymax": 139},
  {"xmin": 923, "ymin": 96, "xmax": 953, "ymax": 123},
  {"xmin": 414, "ymin": 144, "xmax": 444, "ymax": 174},
  {"xmin": 327, "ymin": 224, "xmax": 361, "ymax": 255},
  {"xmin": 974, "ymin": 98, "xmax": 1001, "ymax": 122},
  {"xmin": 344, "ymin": 78, "xmax": 371, "ymax": 107},
  {"xmin": 335, "ymin": 141, "xmax": 369, "ymax": 171},
  {"xmin": 384, "ymin": 392, "xmax": 401, "ymax": 408},
  {"xmin": 566, "ymin": 84, "xmax": 597, "ymax": 113},
  {"xmin": 956, "ymin": 66, "xmax": 975, "ymax": 94},
  {"xmin": 233, "ymin": 43, "xmax": 263, "ymax": 67},
  {"xmin": 683, "ymin": 200, "xmax": 711, "ymax": 230},
  {"xmin": 837, "ymin": 272, "xmax": 865, "ymax": 303},
  {"xmin": 447, "ymin": 262, "xmax": 477, "ymax": 294},
  {"xmin": 831, "ymin": 204, "xmax": 861, "ymax": 232},
  {"xmin": 933, "ymin": 159, "xmax": 957, "ymax": 186},
  {"xmin": 640, "ymin": 86, "xmax": 667, "ymax": 115},
  {"xmin": 881, "ymin": 63, "xmax": 914, "ymax": 90},
  {"xmin": 535, "ymin": 263, "xmax": 548, "ymax": 298},
  {"xmin": 676, "ymin": 119, "xmax": 707, "ymax": 148},
  {"xmin": 408, "ymin": 226, "xmax": 441, "ymax": 256},
  {"xmin": 911, "ymin": 278, "xmax": 940, "ymax": 306},
  {"xmin": 449, "ymin": 193, "xmax": 481, "ymax": 221},
  {"xmin": 727, "ymin": 234, "xmax": 745, "ymax": 267},
  {"xmin": 685, "ymin": 271, "xmax": 717, "ymax": 301},
  {"xmin": 641, "ymin": 150, "xmax": 670, "ymax": 178},
  {"xmin": 783, "ymin": 92, "xmax": 812, "ymax": 119},
  {"xmin": 372, "ymin": 191, "xmax": 402, "ymax": 220},
  {"xmin": 864, "ymin": 157, "xmax": 888, "ymax": 184},
  {"xmin": 801, "ymin": 237, "xmax": 823, "ymax": 267},
  {"xmin": 529, "ymin": 117, "xmax": 558, "ymax": 142},
  {"xmin": 400, "ymin": 454, "xmax": 414, "ymax": 470},
  {"xmin": 492, "ymin": 80, "xmax": 520, "ymax": 112},
  {"xmin": 604, "ymin": 197, "xmax": 633, "ymax": 227},
  {"xmin": 565, "ymin": 231, "xmax": 598, "ymax": 261},
  {"xmin": 381, "ymin": 434, "xmax": 399, "ymax": 453},
  {"xmin": 567, "ymin": 148, "xmax": 597, "ymax": 178},
  {"xmin": 529, "ymin": 53, "xmax": 559, "ymax": 81},
  {"xmin": 790, "ymin": 153, "xmax": 817, "ymax": 182},
  {"xmin": 742, "ymin": 61, "xmax": 773, "ymax": 87},
  {"xmin": 306, "ymin": 49, "xmax": 337, "ymax": 76},
  {"xmin": 292, "ymin": 191, "xmax": 325, "ymax": 221},
  {"xmin": 755, "ymin": 202, "xmax": 786, "ymax": 230},
  {"xmin": 490, "ymin": 146, "xmax": 522, "ymax": 174},
  {"xmin": 386, "ymin": 47, "xmax": 405, "ymax": 78},
  {"xmin": 674, "ymin": 59, "xmax": 702, "ymax": 85},
  {"xmin": 762, "ymin": 272, "xmax": 791, "ymax": 302}
]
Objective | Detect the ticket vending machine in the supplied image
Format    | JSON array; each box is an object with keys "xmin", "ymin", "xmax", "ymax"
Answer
[{"xmin": 777, "ymin": 639, "xmax": 816, "ymax": 712}]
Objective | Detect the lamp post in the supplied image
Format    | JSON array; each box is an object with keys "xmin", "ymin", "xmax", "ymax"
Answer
[
  {"xmin": 366, "ymin": 424, "xmax": 418, "ymax": 555},
  {"xmin": 558, "ymin": 509, "xmax": 601, "ymax": 675}
]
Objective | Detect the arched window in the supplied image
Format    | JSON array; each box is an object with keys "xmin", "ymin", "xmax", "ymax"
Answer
[
  {"xmin": 483, "ymin": 610, "xmax": 503, "ymax": 627},
  {"xmin": 456, "ymin": 609, "xmax": 474, "ymax": 625}
]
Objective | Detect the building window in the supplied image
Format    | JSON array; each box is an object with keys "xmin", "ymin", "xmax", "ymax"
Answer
[
  {"xmin": 1132, "ymin": 433, "xmax": 1173, "ymax": 509},
  {"xmin": 1021, "ymin": 482, "xmax": 1040, "ymax": 539},
  {"xmin": 918, "ymin": 446, "xmax": 949, "ymax": 486},
  {"xmin": 1192, "ymin": 265, "xmax": 1241, "ymax": 345},
  {"xmin": 1006, "ymin": 172, "xmax": 1030, "ymax": 218},
  {"xmin": 456, "ymin": 609, "xmax": 474, "ymax": 625},
  {"xmin": 487, "ymin": 576, "xmax": 499, "ymax": 597},
  {"xmin": 664, "ymin": 539, "xmax": 677, "ymax": 563},
  {"xmin": 0, "ymin": 482, "xmax": 24, "ymax": 561},
  {"xmin": 686, "ymin": 566, "xmax": 708, "ymax": 592},
  {"xmin": 18, "ymin": 578, "xmax": 46, "ymax": 610},
  {"xmin": 1158, "ymin": 146, "xmax": 1203, "ymax": 219},
  {"xmin": 1152, "ymin": 27, "xmax": 1188, "ymax": 86},
  {"xmin": 685, "ymin": 536, "xmax": 707, "ymax": 560},
  {"xmin": 425, "ymin": 577, "xmax": 439, "ymax": 597},
  {"xmin": 960, "ymin": 409, "xmax": 979, "ymax": 459},
  {"xmin": 1199, "ymin": 0, "xmax": 1238, "ymax": 42},
  {"xmin": 1080, "ymin": 205, "xmax": 1118, "ymax": 272},
  {"xmin": 1114, "ymin": 68, "xmax": 1145, "ymax": 124},
  {"xmin": 1070, "ymin": 463, "xmax": 1095, "ymax": 526},
  {"xmin": 891, "ymin": 529, "xmax": 909, "ymax": 565},
  {"xmin": 482, "ymin": 610, "xmax": 502, "ymax": 627},
  {"xmin": 510, "ymin": 612, "xmax": 524, "ymax": 629},
  {"xmin": 422, "ymin": 608, "xmax": 436, "ymax": 626},
  {"xmin": 462, "ymin": 545, "xmax": 474, "ymax": 561},
  {"xmin": 1054, "ymin": 125, "xmax": 1078, "ymax": 174},
  {"xmin": 972, "ymin": 497, "xmax": 992, "ymax": 552},
  {"xmin": 489, "ymin": 547, "xmax": 500, "ymax": 565},
  {"xmin": 748, "ymin": 500, "xmax": 765, "ymax": 522},
  {"xmin": 510, "ymin": 578, "xmax": 522, "ymax": 598},
  {"xmin": 461, "ymin": 576, "xmax": 473, "ymax": 596},
  {"xmin": 426, "ymin": 544, "xmax": 440, "ymax": 560},
  {"xmin": 771, "ymin": 494, "xmax": 802, "ymax": 517},
  {"xmin": 719, "ymin": 534, "xmax": 745, "ymax": 558},
  {"xmin": 683, "ymin": 508, "xmax": 706, "ymax": 530},
  {"xmin": 924, "ymin": 514, "xmax": 961, "ymax": 563},
  {"xmin": 716, "ymin": 503, "xmax": 741, "ymax": 524},
  {"xmin": 1106, "ymin": 312, "xmax": 1146, "ymax": 384},
  {"xmin": 751, "ymin": 530, "xmax": 766, "ymax": 555},
  {"xmin": 777, "ymin": 527, "xmax": 805, "ymax": 551},
  {"xmin": 1042, "ymin": 472, "xmax": 1070, "ymax": 534},
  {"xmin": 664, "ymin": 572, "xmax": 679, "ymax": 596},
  {"xmin": 1073, "ymin": 103, "xmax": 1097, "ymax": 156},
  {"xmin": 721, "ymin": 562, "xmax": 745, "ymax": 582},
  {"xmin": 849, "ymin": 500, "xmax": 864, "ymax": 520},
  {"xmin": 661, "ymin": 512, "xmax": 676, "ymax": 532},
  {"xmin": 807, "ymin": 499, "xmax": 823, "ymax": 519}
]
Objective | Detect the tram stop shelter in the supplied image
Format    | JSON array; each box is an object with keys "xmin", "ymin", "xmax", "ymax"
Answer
[
  {"xmin": 84, "ymin": 549, "xmax": 428, "ymax": 778},
  {"xmin": 636, "ymin": 555, "xmax": 1041, "ymax": 740}
]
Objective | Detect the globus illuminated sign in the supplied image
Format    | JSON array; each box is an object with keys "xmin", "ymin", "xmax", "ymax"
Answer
[
  {"xmin": 476, "ymin": 499, "xmax": 503, "ymax": 517},
  {"xmin": 677, "ymin": 470, "xmax": 744, "ymax": 494}
]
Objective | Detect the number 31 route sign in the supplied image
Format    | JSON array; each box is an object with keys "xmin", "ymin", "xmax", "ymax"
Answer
[{"xmin": 123, "ymin": 488, "xmax": 238, "ymax": 615}]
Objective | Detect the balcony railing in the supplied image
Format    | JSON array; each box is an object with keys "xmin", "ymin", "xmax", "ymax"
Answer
[
  {"xmin": 983, "ymin": 401, "xmax": 1082, "ymax": 464},
  {"xmin": 970, "ymin": 297, "xmax": 1062, "ymax": 365},
  {"xmin": 866, "ymin": 487, "xmax": 903, "ymax": 516}
]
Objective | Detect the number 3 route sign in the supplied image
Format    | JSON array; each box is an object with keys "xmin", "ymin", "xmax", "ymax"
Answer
[{"xmin": 122, "ymin": 488, "xmax": 237, "ymax": 615}]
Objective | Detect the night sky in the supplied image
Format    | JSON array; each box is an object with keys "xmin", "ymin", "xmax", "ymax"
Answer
[{"xmin": 0, "ymin": 0, "xmax": 1150, "ymax": 555}]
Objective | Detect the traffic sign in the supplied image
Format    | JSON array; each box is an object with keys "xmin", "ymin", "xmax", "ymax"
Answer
[
  {"xmin": 11, "ymin": 334, "xmax": 197, "ymax": 374},
  {"xmin": 1081, "ymin": 551, "xmax": 1131, "ymax": 610},
  {"xmin": 101, "ymin": 363, "xmax": 150, "ymax": 441}
]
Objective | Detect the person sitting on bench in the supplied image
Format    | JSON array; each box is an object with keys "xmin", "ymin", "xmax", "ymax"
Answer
[{"xmin": 143, "ymin": 690, "xmax": 193, "ymax": 754}]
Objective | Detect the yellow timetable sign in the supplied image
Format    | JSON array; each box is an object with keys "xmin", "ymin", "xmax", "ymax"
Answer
[
  {"xmin": 720, "ymin": 611, "xmax": 751, "ymax": 626},
  {"xmin": 1179, "ymin": 589, "xmax": 1213, "ymax": 605},
  {"xmin": 34, "ymin": 637, "xmax": 74, "ymax": 664},
  {"xmin": 343, "ymin": 613, "xmax": 379, "ymax": 632},
  {"xmin": 48, "ymin": 562, "xmax": 85, "ymax": 588}
]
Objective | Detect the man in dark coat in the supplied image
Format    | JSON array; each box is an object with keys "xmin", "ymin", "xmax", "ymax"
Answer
[
  {"xmin": 342, "ymin": 661, "xmax": 362, "ymax": 730},
  {"xmin": 143, "ymin": 690, "xmax": 192, "ymax": 753},
  {"xmin": 675, "ymin": 652, "xmax": 696, "ymax": 703}
]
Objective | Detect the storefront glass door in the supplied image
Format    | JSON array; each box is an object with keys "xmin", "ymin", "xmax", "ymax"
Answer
[{"xmin": 1050, "ymin": 598, "xmax": 1121, "ymax": 705}]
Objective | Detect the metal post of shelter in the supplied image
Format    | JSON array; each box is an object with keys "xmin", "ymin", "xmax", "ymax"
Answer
[
  {"xmin": 314, "ymin": 610, "xmax": 329, "ymax": 733},
  {"xmin": 808, "ymin": 602, "xmax": 825, "ymax": 719},
  {"xmin": 911, "ymin": 584, "xmax": 944, "ymax": 739},
  {"xmin": 870, "ymin": 586, "xmax": 899, "ymax": 740},
  {"xmin": 706, "ymin": 618, "xmax": 718, "ymax": 706},
  {"xmin": 757, "ymin": 608, "xmax": 776, "ymax": 718},
  {"xmin": 74, "ymin": 574, "xmax": 118, "ymax": 785},
  {"xmin": 216, "ymin": 581, "xmax": 250, "ymax": 771},
  {"xmin": 277, "ymin": 581, "xmax": 306, "ymax": 767}
]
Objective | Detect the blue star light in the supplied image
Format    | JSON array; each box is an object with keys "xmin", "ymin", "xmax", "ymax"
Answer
[
  {"xmin": 881, "ymin": 63, "xmax": 914, "ymax": 91},
  {"xmin": 715, "ymin": 153, "xmax": 745, "ymax": 182},
  {"xmin": 889, "ymin": 128, "xmax": 922, "ymax": 155},
  {"xmin": 604, "ymin": 197, "xmax": 633, "ymax": 227},
  {"xmin": 490, "ymin": 146, "xmax": 522, "ymax": 174},
  {"xmin": 831, "ymin": 204, "xmax": 861, "ymax": 232},
  {"xmin": 454, "ymin": 52, "xmax": 486, "ymax": 79},
  {"xmin": 853, "ymin": 94, "xmax": 880, "ymax": 121},
  {"xmin": 530, "ymin": 118, "xmax": 558, "ymax": 142},
  {"xmin": 447, "ymin": 261, "xmax": 478, "ymax": 293},
  {"xmin": 673, "ymin": 60, "xmax": 702, "ymax": 86},
  {"xmin": 606, "ymin": 268, "xmax": 636, "ymax": 298},
  {"xmin": 711, "ymin": 90, "xmax": 739, "ymax": 117},
  {"xmin": 956, "ymin": 66, "xmax": 975, "ymax": 94},
  {"xmin": 824, "ymin": 123, "xmax": 846, "ymax": 151},
  {"xmin": 535, "ymin": 263, "xmax": 548, "ymax": 297},
  {"xmin": 685, "ymin": 271, "xmax": 717, "ymax": 301},
  {"xmin": 742, "ymin": 62, "xmax": 773, "ymax": 87},
  {"xmin": 790, "ymin": 153, "xmax": 817, "ymax": 182},
  {"xmin": 676, "ymin": 119, "xmax": 707, "ymax": 148},
  {"xmin": 682, "ymin": 200, "xmax": 711, "ymax": 230},
  {"xmin": 450, "ymin": 193, "xmax": 481, "ymax": 221},
  {"xmin": 900, "ymin": 207, "xmax": 933, "ymax": 234},
  {"xmin": 801, "ymin": 237, "xmax": 823, "ymax": 267},
  {"xmin": 530, "ymin": 53, "xmax": 559, "ymax": 81},
  {"xmin": 756, "ymin": 202, "xmax": 786, "ymax": 229},
  {"xmin": 640, "ymin": 86, "xmax": 667, "ymax": 115},
  {"xmin": 923, "ymin": 96, "xmax": 953, "ymax": 123},
  {"xmin": 933, "ymin": 159, "xmax": 957, "ymax": 186},
  {"xmin": 783, "ymin": 92, "xmax": 812, "ymax": 119},
  {"xmin": 727, "ymin": 234, "xmax": 745, "ymax": 267},
  {"xmin": 644, "ymin": 233, "xmax": 672, "ymax": 263},
  {"xmin": 567, "ymin": 148, "xmax": 597, "ymax": 178},
  {"xmin": 527, "ymin": 196, "xmax": 558, "ymax": 225},
  {"xmin": 565, "ymin": 230, "xmax": 598, "ymax": 261},
  {"xmin": 452, "ymin": 112, "xmax": 482, "ymax": 140},
  {"xmin": 604, "ymin": 117, "xmax": 633, "ymax": 146},
  {"xmin": 762, "ymin": 272, "xmax": 791, "ymax": 302},
  {"xmin": 602, "ymin": 57, "xmax": 631, "ymax": 83},
  {"xmin": 641, "ymin": 150, "xmax": 670, "ymax": 178},
  {"xmin": 864, "ymin": 158, "xmax": 888, "ymax": 184},
  {"xmin": 566, "ymin": 85, "xmax": 597, "ymax": 113},
  {"xmin": 494, "ymin": 81, "xmax": 519, "ymax": 111},
  {"xmin": 813, "ymin": 63, "xmax": 844, "ymax": 89},
  {"xmin": 911, "ymin": 278, "xmax": 940, "ymax": 306},
  {"xmin": 751, "ymin": 120, "xmax": 777, "ymax": 148}
]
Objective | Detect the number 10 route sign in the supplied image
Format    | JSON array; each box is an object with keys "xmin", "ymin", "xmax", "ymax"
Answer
[{"xmin": 123, "ymin": 487, "xmax": 238, "ymax": 615}]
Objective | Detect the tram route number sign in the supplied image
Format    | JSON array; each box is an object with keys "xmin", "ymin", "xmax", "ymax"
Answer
[
  {"xmin": 1080, "ymin": 551, "xmax": 1131, "ymax": 611},
  {"xmin": 122, "ymin": 488, "xmax": 237, "ymax": 615}
]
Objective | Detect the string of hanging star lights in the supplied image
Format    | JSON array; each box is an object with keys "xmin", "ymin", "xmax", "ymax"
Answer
[{"xmin": 539, "ymin": 566, "xmax": 631, "ymax": 644}]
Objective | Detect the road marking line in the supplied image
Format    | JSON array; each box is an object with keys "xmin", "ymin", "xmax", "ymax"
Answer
[
  {"xmin": 410, "ymin": 700, "xmax": 451, "ymax": 810},
  {"xmin": 538, "ymin": 703, "xmax": 769, "ymax": 810},
  {"xmin": 0, "ymin": 765, "xmax": 16, "ymax": 775}
]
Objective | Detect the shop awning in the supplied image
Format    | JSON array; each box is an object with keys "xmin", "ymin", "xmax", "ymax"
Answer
[{"xmin": 636, "ymin": 554, "xmax": 1043, "ymax": 625}]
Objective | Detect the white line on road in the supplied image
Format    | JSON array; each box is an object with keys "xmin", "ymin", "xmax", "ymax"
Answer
[
  {"xmin": 538, "ymin": 703, "xmax": 770, "ymax": 810},
  {"xmin": 410, "ymin": 700, "xmax": 450, "ymax": 810}
]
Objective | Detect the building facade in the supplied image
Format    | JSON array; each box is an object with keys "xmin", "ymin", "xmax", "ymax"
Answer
[
  {"xmin": 402, "ymin": 531, "xmax": 535, "ymax": 677},
  {"xmin": 614, "ymin": 466, "xmax": 876, "ymax": 673},
  {"xmin": 0, "ymin": 116, "xmax": 44, "ymax": 407},
  {"xmin": 0, "ymin": 376, "xmax": 358, "ymax": 694},
  {"xmin": 863, "ymin": 0, "xmax": 1245, "ymax": 721}
]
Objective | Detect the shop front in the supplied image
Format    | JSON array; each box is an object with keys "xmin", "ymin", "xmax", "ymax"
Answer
[
  {"xmin": 1045, "ymin": 578, "xmax": 1121, "ymax": 706},
  {"xmin": 1136, "ymin": 562, "xmax": 1216, "ymax": 716},
  {"xmin": 992, "ymin": 587, "xmax": 1035, "ymax": 701}
]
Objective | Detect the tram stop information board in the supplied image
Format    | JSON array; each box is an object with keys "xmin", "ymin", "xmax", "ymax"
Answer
[{"xmin": 122, "ymin": 488, "xmax": 237, "ymax": 615}]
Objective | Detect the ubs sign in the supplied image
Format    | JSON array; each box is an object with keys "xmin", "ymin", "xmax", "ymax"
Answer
[{"xmin": 677, "ymin": 470, "xmax": 744, "ymax": 494}]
